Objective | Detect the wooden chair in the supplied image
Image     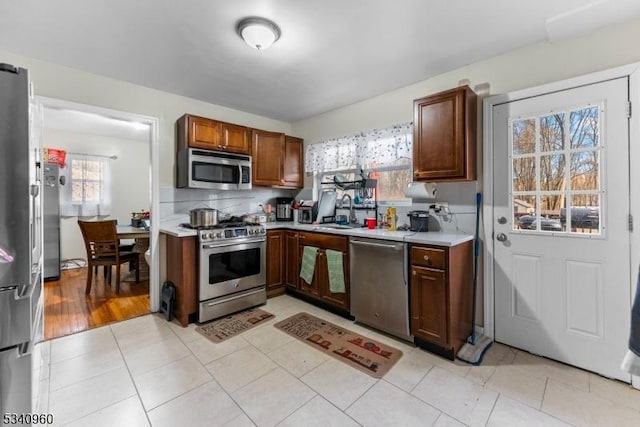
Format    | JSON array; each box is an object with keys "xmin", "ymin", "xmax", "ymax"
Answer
[{"xmin": 78, "ymin": 220, "xmax": 140, "ymax": 294}]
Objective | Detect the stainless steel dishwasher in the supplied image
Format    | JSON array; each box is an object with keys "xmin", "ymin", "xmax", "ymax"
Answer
[{"xmin": 349, "ymin": 237, "xmax": 412, "ymax": 341}]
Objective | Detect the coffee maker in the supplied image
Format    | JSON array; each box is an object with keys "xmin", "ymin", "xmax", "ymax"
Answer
[{"xmin": 276, "ymin": 197, "xmax": 294, "ymax": 221}]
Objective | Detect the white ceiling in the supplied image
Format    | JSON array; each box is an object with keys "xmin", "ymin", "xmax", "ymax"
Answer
[{"xmin": 2, "ymin": 0, "xmax": 640, "ymax": 123}]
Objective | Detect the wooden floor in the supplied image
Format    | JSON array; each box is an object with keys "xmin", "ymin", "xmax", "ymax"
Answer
[{"xmin": 44, "ymin": 267, "xmax": 150, "ymax": 340}]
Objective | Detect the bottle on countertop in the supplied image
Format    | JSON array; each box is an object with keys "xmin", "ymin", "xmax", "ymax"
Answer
[{"xmin": 386, "ymin": 206, "xmax": 397, "ymax": 231}]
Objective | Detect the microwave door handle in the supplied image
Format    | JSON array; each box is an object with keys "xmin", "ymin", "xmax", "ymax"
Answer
[{"xmin": 238, "ymin": 164, "xmax": 243, "ymax": 184}]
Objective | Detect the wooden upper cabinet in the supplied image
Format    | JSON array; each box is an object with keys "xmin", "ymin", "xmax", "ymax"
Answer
[
  {"xmin": 177, "ymin": 114, "xmax": 250, "ymax": 154},
  {"xmin": 283, "ymin": 136, "xmax": 303, "ymax": 188},
  {"xmin": 186, "ymin": 115, "xmax": 222, "ymax": 149},
  {"xmin": 221, "ymin": 122, "xmax": 250, "ymax": 154},
  {"xmin": 413, "ymin": 86, "xmax": 477, "ymax": 182},
  {"xmin": 251, "ymin": 129, "xmax": 286, "ymax": 187}
]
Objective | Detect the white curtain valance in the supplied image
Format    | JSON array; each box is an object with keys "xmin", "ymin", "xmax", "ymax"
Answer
[
  {"xmin": 60, "ymin": 153, "xmax": 112, "ymax": 217},
  {"xmin": 304, "ymin": 122, "xmax": 412, "ymax": 173}
]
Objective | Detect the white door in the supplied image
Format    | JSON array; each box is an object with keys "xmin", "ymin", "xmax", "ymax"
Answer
[{"xmin": 493, "ymin": 77, "xmax": 631, "ymax": 381}]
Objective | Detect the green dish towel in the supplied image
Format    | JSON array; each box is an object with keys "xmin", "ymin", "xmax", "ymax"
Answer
[
  {"xmin": 299, "ymin": 246, "xmax": 318, "ymax": 284},
  {"xmin": 325, "ymin": 249, "xmax": 345, "ymax": 293}
]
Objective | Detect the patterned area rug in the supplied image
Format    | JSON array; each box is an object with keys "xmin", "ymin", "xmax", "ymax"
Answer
[
  {"xmin": 196, "ymin": 308, "xmax": 274, "ymax": 343},
  {"xmin": 274, "ymin": 312, "xmax": 403, "ymax": 378}
]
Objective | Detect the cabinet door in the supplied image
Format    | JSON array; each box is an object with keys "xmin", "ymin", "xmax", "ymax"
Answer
[
  {"xmin": 283, "ymin": 136, "xmax": 303, "ymax": 188},
  {"xmin": 252, "ymin": 129, "xmax": 285, "ymax": 186},
  {"xmin": 222, "ymin": 123, "xmax": 250, "ymax": 154},
  {"xmin": 266, "ymin": 230, "xmax": 284, "ymax": 296},
  {"xmin": 413, "ymin": 86, "xmax": 476, "ymax": 181},
  {"xmin": 318, "ymin": 250, "xmax": 349, "ymax": 310},
  {"xmin": 284, "ymin": 231, "xmax": 299, "ymax": 289},
  {"xmin": 410, "ymin": 265, "xmax": 447, "ymax": 346},
  {"xmin": 188, "ymin": 116, "xmax": 222, "ymax": 149}
]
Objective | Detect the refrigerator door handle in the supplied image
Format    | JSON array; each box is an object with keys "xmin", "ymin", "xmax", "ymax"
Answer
[{"xmin": 0, "ymin": 282, "xmax": 37, "ymax": 349}]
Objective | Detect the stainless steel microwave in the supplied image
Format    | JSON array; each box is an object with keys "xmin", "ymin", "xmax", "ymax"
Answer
[{"xmin": 177, "ymin": 148, "xmax": 252, "ymax": 190}]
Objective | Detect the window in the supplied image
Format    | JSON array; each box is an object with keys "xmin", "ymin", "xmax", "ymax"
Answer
[
  {"xmin": 306, "ymin": 122, "xmax": 412, "ymax": 204},
  {"xmin": 60, "ymin": 153, "xmax": 112, "ymax": 217},
  {"xmin": 510, "ymin": 103, "xmax": 602, "ymax": 235}
]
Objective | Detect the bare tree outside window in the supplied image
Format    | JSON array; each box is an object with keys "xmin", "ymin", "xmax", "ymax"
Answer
[{"xmin": 510, "ymin": 104, "xmax": 602, "ymax": 234}]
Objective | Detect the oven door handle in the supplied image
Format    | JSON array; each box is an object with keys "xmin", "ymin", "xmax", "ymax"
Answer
[
  {"xmin": 201, "ymin": 238, "xmax": 265, "ymax": 250},
  {"xmin": 205, "ymin": 287, "xmax": 265, "ymax": 307}
]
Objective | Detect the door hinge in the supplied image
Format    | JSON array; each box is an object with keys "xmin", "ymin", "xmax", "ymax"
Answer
[
  {"xmin": 629, "ymin": 214, "xmax": 634, "ymax": 232},
  {"xmin": 627, "ymin": 101, "xmax": 632, "ymax": 119}
]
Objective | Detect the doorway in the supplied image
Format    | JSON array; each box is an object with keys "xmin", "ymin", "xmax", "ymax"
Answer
[
  {"xmin": 37, "ymin": 97, "xmax": 160, "ymax": 339},
  {"xmin": 484, "ymin": 65, "xmax": 640, "ymax": 384}
]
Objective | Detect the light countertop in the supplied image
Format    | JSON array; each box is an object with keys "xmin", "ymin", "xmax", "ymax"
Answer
[
  {"xmin": 159, "ymin": 221, "xmax": 473, "ymax": 246},
  {"xmin": 263, "ymin": 222, "xmax": 473, "ymax": 246}
]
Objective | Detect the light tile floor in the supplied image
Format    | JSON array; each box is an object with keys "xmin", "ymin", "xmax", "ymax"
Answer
[{"xmin": 40, "ymin": 295, "xmax": 640, "ymax": 426}]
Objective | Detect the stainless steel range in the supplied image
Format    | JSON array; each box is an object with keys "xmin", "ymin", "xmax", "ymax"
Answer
[{"xmin": 192, "ymin": 221, "xmax": 266, "ymax": 323}]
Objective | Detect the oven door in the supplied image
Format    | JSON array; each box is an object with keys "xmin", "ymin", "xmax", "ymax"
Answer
[{"xmin": 199, "ymin": 238, "xmax": 265, "ymax": 301}]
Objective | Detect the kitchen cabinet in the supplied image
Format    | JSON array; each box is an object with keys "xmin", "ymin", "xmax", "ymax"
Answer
[
  {"xmin": 293, "ymin": 231, "xmax": 349, "ymax": 313},
  {"xmin": 266, "ymin": 230, "xmax": 285, "ymax": 297},
  {"xmin": 251, "ymin": 130, "xmax": 303, "ymax": 189},
  {"xmin": 410, "ymin": 241, "xmax": 473, "ymax": 360},
  {"xmin": 283, "ymin": 136, "xmax": 303, "ymax": 188},
  {"xmin": 177, "ymin": 114, "xmax": 250, "ymax": 154},
  {"xmin": 284, "ymin": 230, "xmax": 299, "ymax": 289},
  {"xmin": 164, "ymin": 233, "xmax": 198, "ymax": 327},
  {"xmin": 413, "ymin": 85, "xmax": 477, "ymax": 182}
]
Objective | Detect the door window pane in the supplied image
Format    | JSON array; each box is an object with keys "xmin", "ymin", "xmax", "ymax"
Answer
[
  {"xmin": 540, "ymin": 113, "xmax": 565, "ymax": 152},
  {"xmin": 571, "ymin": 151, "xmax": 599, "ymax": 191},
  {"xmin": 560, "ymin": 196, "xmax": 600, "ymax": 235},
  {"xmin": 540, "ymin": 154, "xmax": 565, "ymax": 191},
  {"xmin": 513, "ymin": 157, "xmax": 536, "ymax": 191},
  {"xmin": 570, "ymin": 106, "xmax": 599, "ymax": 148},
  {"xmin": 512, "ymin": 119, "xmax": 536, "ymax": 154},
  {"xmin": 514, "ymin": 196, "xmax": 537, "ymax": 231}
]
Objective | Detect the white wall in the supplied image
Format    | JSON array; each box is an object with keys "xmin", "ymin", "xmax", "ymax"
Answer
[
  {"xmin": 291, "ymin": 17, "xmax": 640, "ymax": 324},
  {"xmin": 43, "ymin": 128, "xmax": 150, "ymax": 262}
]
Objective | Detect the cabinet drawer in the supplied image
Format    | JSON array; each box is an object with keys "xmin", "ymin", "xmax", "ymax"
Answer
[
  {"xmin": 299, "ymin": 232, "xmax": 348, "ymax": 252},
  {"xmin": 411, "ymin": 246, "xmax": 445, "ymax": 269}
]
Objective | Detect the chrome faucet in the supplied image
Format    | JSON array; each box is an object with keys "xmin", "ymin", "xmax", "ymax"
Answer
[{"xmin": 339, "ymin": 194, "xmax": 358, "ymax": 224}]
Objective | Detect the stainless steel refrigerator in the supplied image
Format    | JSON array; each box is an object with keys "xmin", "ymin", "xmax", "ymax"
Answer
[
  {"xmin": 0, "ymin": 63, "xmax": 45, "ymax": 419},
  {"xmin": 43, "ymin": 163, "xmax": 60, "ymax": 281}
]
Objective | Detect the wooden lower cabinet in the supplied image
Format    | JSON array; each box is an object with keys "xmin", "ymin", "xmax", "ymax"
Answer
[
  {"xmin": 164, "ymin": 233, "xmax": 198, "ymax": 327},
  {"xmin": 284, "ymin": 231, "xmax": 299, "ymax": 289},
  {"xmin": 317, "ymin": 250, "xmax": 349, "ymax": 309},
  {"xmin": 266, "ymin": 230, "xmax": 285, "ymax": 297},
  {"xmin": 409, "ymin": 241, "xmax": 473, "ymax": 359},
  {"xmin": 284, "ymin": 231, "xmax": 350, "ymax": 313}
]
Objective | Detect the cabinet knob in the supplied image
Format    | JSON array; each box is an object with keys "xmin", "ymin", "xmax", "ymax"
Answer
[
  {"xmin": 423, "ymin": 255, "xmax": 429, "ymax": 261},
  {"xmin": 412, "ymin": 270, "xmax": 416, "ymax": 276}
]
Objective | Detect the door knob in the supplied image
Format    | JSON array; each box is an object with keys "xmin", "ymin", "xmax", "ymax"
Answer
[{"xmin": 496, "ymin": 232, "xmax": 508, "ymax": 242}]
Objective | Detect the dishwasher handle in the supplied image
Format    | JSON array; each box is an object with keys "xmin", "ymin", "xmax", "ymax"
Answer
[{"xmin": 350, "ymin": 239, "xmax": 404, "ymax": 251}]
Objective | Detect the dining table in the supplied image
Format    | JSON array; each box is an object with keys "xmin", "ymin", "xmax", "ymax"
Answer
[{"xmin": 116, "ymin": 225, "xmax": 150, "ymax": 280}]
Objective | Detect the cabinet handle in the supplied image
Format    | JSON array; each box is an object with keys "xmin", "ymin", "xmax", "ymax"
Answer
[
  {"xmin": 423, "ymin": 255, "xmax": 429, "ymax": 261},
  {"xmin": 412, "ymin": 270, "xmax": 416, "ymax": 276}
]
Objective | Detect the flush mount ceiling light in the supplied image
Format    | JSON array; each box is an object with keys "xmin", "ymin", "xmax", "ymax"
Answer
[{"xmin": 236, "ymin": 17, "xmax": 281, "ymax": 50}]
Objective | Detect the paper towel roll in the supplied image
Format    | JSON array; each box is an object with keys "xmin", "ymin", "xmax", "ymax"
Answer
[{"xmin": 404, "ymin": 182, "xmax": 437, "ymax": 199}]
